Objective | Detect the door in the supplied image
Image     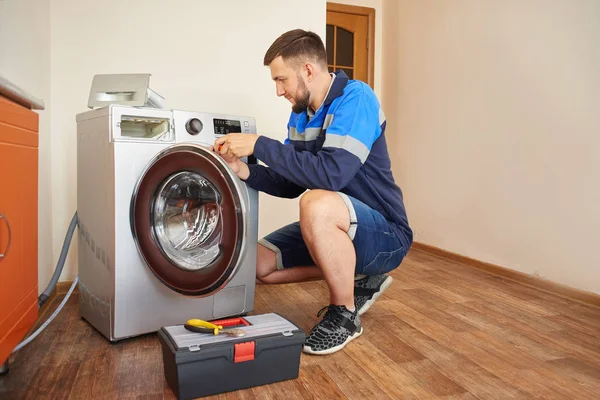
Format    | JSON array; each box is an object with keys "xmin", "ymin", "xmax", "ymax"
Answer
[
  {"xmin": 326, "ymin": 3, "xmax": 375, "ymax": 88},
  {"xmin": 130, "ymin": 143, "xmax": 248, "ymax": 297}
]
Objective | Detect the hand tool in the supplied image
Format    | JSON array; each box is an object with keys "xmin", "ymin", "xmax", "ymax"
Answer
[{"xmin": 185, "ymin": 318, "xmax": 246, "ymax": 337}]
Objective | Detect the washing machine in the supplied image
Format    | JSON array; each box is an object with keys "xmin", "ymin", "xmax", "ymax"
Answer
[{"xmin": 75, "ymin": 104, "xmax": 258, "ymax": 341}]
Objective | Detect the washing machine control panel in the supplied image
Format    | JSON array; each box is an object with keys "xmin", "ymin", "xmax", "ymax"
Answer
[{"xmin": 173, "ymin": 110, "xmax": 256, "ymax": 147}]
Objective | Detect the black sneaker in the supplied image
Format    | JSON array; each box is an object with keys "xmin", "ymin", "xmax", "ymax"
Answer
[
  {"xmin": 354, "ymin": 274, "xmax": 393, "ymax": 315},
  {"xmin": 302, "ymin": 305, "xmax": 363, "ymax": 355}
]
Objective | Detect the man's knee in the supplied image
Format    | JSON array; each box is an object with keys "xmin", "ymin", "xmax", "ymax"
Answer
[
  {"xmin": 256, "ymin": 243, "xmax": 277, "ymax": 284},
  {"xmin": 299, "ymin": 190, "xmax": 349, "ymax": 232}
]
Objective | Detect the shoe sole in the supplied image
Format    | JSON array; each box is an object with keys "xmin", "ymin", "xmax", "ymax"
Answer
[
  {"xmin": 302, "ymin": 326, "xmax": 364, "ymax": 355},
  {"xmin": 358, "ymin": 275, "xmax": 393, "ymax": 316}
]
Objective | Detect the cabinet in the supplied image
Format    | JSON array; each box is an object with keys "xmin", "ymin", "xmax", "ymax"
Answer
[{"xmin": 0, "ymin": 91, "xmax": 41, "ymax": 367}]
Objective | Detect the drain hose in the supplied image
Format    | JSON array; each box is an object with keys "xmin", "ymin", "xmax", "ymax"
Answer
[
  {"xmin": 11, "ymin": 211, "xmax": 79, "ymax": 354},
  {"xmin": 37, "ymin": 212, "xmax": 79, "ymax": 308}
]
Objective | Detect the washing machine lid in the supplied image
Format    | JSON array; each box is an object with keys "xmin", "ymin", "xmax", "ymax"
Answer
[{"xmin": 131, "ymin": 144, "xmax": 247, "ymax": 296}]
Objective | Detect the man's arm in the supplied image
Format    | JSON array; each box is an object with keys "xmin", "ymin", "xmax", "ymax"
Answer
[
  {"xmin": 253, "ymin": 86, "xmax": 380, "ymax": 191},
  {"xmin": 240, "ymin": 162, "xmax": 307, "ymax": 198}
]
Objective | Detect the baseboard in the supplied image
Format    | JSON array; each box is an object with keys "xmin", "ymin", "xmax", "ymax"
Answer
[
  {"xmin": 36, "ymin": 281, "xmax": 78, "ymax": 320},
  {"xmin": 56, "ymin": 281, "xmax": 79, "ymax": 295},
  {"xmin": 411, "ymin": 242, "xmax": 600, "ymax": 309},
  {"xmin": 20, "ymin": 281, "xmax": 79, "ymax": 341}
]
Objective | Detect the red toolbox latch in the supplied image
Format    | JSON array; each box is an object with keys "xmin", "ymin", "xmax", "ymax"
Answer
[{"xmin": 234, "ymin": 341, "xmax": 255, "ymax": 363}]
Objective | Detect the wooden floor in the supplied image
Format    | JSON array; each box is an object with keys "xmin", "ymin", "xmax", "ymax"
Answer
[{"xmin": 1, "ymin": 248, "xmax": 600, "ymax": 399}]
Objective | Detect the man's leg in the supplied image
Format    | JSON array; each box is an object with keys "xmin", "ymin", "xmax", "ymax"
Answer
[
  {"xmin": 254, "ymin": 221, "xmax": 322, "ymax": 285},
  {"xmin": 298, "ymin": 190, "xmax": 356, "ymax": 309},
  {"xmin": 297, "ymin": 190, "xmax": 365, "ymax": 355},
  {"xmin": 256, "ymin": 243, "xmax": 322, "ymax": 284},
  {"xmin": 337, "ymin": 193, "xmax": 407, "ymax": 315},
  {"xmin": 301, "ymin": 190, "xmax": 408, "ymax": 355}
]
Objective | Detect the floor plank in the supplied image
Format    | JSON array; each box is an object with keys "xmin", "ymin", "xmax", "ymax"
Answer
[{"xmin": 1, "ymin": 248, "xmax": 599, "ymax": 399}]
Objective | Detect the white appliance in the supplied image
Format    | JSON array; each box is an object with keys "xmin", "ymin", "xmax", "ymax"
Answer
[{"xmin": 75, "ymin": 102, "xmax": 258, "ymax": 342}]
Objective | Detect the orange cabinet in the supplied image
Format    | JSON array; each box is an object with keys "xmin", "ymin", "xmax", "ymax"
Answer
[{"xmin": 0, "ymin": 92, "xmax": 40, "ymax": 366}]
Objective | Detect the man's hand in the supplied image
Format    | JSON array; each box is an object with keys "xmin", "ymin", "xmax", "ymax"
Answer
[
  {"xmin": 207, "ymin": 144, "xmax": 250, "ymax": 180},
  {"xmin": 214, "ymin": 133, "xmax": 260, "ymax": 158}
]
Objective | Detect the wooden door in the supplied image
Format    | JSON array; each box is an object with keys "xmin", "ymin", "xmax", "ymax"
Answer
[{"xmin": 326, "ymin": 3, "xmax": 375, "ymax": 88}]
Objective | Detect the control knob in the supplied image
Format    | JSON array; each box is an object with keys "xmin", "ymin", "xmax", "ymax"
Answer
[{"xmin": 186, "ymin": 118, "xmax": 203, "ymax": 135}]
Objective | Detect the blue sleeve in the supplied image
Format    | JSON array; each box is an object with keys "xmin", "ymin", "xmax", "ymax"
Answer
[
  {"xmin": 253, "ymin": 85, "xmax": 381, "ymax": 191},
  {"xmin": 243, "ymin": 163, "xmax": 306, "ymax": 199}
]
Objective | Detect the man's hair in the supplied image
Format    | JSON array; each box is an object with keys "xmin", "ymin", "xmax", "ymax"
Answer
[{"xmin": 263, "ymin": 29, "xmax": 328, "ymax": 69}]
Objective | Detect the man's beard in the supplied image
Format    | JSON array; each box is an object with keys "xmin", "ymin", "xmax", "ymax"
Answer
[{"xmin": 292, "ymin": 76, "xmax": 311, "ymax": 114}]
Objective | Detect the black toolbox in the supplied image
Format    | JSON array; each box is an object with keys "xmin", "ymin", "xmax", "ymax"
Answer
[{"xmin": 158, "ymin": 313, "xmax": 306, "ymax": 400}]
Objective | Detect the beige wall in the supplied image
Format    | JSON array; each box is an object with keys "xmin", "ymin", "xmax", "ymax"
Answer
[
  {"xmin": 381, "ymin": 0, "xmax": 400, "ymax": 152},
  {"xmin": 0, "ymin": 0, "xmax": 54, "ymax": 295},
  {"xmin": 383, "ymin": 0, "xmax": 600, "ymax": 295},
  {"xmin": 48, "ymin": 0, "xmax": 326, "ymax": 281}
]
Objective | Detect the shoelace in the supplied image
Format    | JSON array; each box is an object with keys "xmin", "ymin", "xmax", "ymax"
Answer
[{"xmin": 316, "ymin": 305, "xmax": 346, "ymax": 328}]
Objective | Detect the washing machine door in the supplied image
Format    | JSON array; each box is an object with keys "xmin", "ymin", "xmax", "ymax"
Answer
[{"xmin": 130, "ymin": 144, "xmax": 248, "ymax": 297}]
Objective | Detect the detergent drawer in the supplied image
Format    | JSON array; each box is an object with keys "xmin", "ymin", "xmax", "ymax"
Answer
[{"xmin": 158, "ymin": 313, "xmax": 305, "ymax": 400}]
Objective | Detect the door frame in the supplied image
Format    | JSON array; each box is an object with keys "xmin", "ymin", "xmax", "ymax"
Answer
[{"xmin": 326, "ymin": 2, "xmax": 376, "ymax": 88}]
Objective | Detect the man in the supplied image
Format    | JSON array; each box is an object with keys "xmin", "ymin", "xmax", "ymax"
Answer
[{"xmin": 213, "ymin": 29, "xmax": 412, "ymax": 355}]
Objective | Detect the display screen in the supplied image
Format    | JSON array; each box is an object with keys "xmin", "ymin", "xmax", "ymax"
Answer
[{"xmin": 213, "ymin": 118, "xmax": 242, "ymax": 135}]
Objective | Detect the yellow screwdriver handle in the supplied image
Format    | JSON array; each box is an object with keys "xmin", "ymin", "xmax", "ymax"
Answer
[{"xmin": 186, "ymin": 319, "xmax": 223, "ymax": 335}]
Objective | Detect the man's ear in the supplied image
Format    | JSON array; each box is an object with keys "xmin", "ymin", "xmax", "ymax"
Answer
[{"xmin": 304, "ymin": 62, "xmax": 316, "ymax": 82}]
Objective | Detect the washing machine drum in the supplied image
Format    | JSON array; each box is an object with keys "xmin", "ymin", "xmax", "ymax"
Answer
[{"xmin": 131, "ymin": 144, "xmax": 248, "ymax": 297}]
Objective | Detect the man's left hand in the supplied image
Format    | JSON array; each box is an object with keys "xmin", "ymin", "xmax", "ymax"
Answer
[{"xmin": 214, "ymin": 133, "xmax": 260, "ymax": 158}]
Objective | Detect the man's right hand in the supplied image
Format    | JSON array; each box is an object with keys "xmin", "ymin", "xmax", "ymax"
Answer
[{"xmin": 208, "ymin": 145, "xmax": 250, "ymax": 180}]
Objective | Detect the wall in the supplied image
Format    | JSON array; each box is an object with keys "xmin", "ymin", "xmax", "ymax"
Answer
[
  {"xmin": 49, "ymin": 0, "xmax": 326, "ymax": 281},
  {"xmin": 0, "ymin": 0, "xmax": 54, "ymax": 295},
  {"xmin": 384, "ymin": 0, "xmax": 600, "ymax": 294},
  {"xmin": 380, "ymin": 0, "xmax": 400, "ymax": 151}
]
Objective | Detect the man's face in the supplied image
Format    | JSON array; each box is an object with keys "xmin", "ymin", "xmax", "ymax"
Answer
[{"xmin": 269, "ymin": 56, "xmax": 310, "ymax": 114}]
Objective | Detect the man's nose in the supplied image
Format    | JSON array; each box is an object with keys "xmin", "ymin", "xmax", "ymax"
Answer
[{"xmin": 276, "ymin": 83, "xmax": 285, "ymax": 97}]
